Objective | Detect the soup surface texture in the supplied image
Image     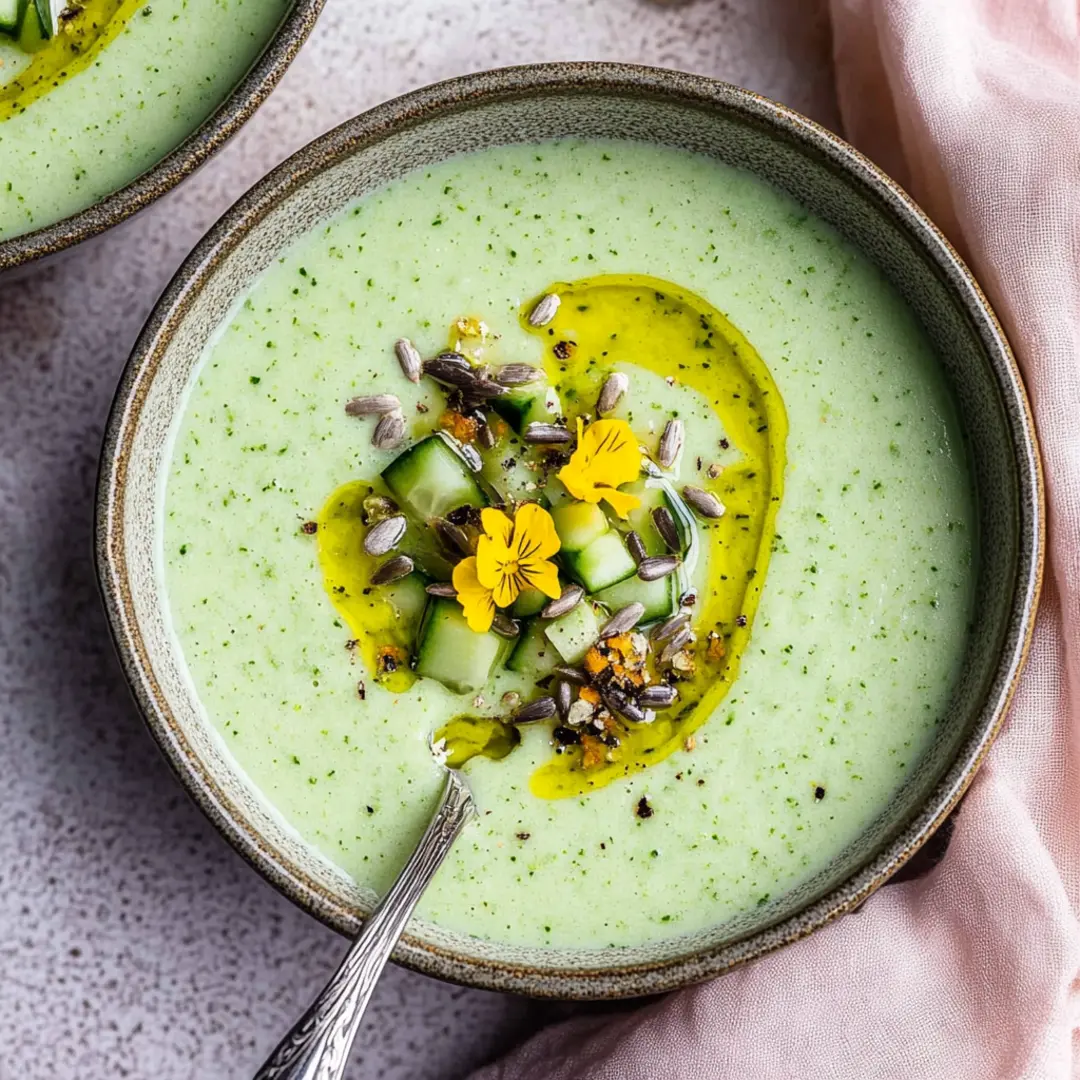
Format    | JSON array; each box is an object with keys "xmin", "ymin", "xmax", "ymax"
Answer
[
  {"xmin": 163, "ymin": 140, "xmax": 975, "ymax": 949},
  {"xmin": 0, "ymin": 0, "xmax": 291, "ymax": 242}
]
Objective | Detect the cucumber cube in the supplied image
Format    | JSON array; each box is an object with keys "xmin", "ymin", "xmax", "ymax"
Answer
[
  {"xmin": 385, "ymin": 573, "xmax": 429, "ymax": 627},
  {"xmin": 381, "ymin": 436, "xmax": 486, "ymax": 522},
  {"xmin": 505, "ymin": 619, "xmax": 558, "ymax": 675},
  {"xmin": 563, "ymin": 530, "xmax": 638, "ymax": 593},
  {"xmin": 593, "ymin": 572, "xmax": 675, "ymax": 625},
  {"xmin": 544, "ymin": 600, "xmax": 601, "ymax": 665},
  {"xmin": 511, "ymin": 586, "xmax": 549, "ymax": 619},
  {"xmin": 622, "ymin": 479, "xmax": 682, "ymax": 557},
  {"xmin": 0, "ymin": 0, "xmax": 22, "ymax": 35},
  {"xmin": 551, "ymin": 501, "xmax": 608, "ymax": 552},
  {"xmin": 415, "ymin": 599, "xmax": 505, "ymax": 695},
  {"xmin": 491, "ymin": 385, "xmax": 561, "ymax": 433}
]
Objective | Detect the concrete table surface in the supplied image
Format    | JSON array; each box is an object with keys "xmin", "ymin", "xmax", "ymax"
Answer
[{"xmin": 0, "ymin": 2, "xmax": 839, "ymax": 1077}]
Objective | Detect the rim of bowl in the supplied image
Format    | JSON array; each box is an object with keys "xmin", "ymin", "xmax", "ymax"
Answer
[
  {"xmin": 96, "ymin": 62, "xmax": 1045, "ymax": 999},
  {"xmin": 0, "ymin": 0, "xmax": 326, "ymax": 273}
]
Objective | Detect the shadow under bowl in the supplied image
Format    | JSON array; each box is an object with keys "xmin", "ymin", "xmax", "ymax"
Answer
[{"xmin": 95, "ymin": 63, "xmax": 1043, "ymax": 1000}]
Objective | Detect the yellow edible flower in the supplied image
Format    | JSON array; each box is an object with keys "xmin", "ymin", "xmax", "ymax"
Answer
[
  {"xmin": 452, "ymin": 503, "xmax": 562, "ymax": 632},
  {"xmin": 558, "ymin": 418, "xmax": 642, "ymax": 518}
]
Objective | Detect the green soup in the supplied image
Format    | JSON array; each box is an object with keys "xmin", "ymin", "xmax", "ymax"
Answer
[
  {"xmin": 0, "ymin": 0, "xmax": 291, "ymax": 242},
  {"xmin": 163, "ymin": 140, "xmax": 976, "ymax": 949}
]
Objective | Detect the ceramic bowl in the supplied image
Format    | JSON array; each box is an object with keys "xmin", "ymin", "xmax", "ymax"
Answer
[
  {"xmin": 0, "ymin": 0, "xmax": 325, "ymax": 275},
  {"xmin": 96, "ymin": 63, "xmax": 1043, "ymax": 999}
]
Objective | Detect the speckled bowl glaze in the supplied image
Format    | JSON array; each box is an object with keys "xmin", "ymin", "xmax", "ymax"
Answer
[
  {"xmin": 95, "ymin": 64, "xmax": 1043, "ymax": 1000},
  {"xmin": 0, "ymin": 0, "xmax": 325, "ymax": 276}
]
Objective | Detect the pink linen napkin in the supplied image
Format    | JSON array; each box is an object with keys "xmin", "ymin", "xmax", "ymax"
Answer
[{"xmin": 474, "ymin": 2, "xmax": 1080, "ymax": 1076}]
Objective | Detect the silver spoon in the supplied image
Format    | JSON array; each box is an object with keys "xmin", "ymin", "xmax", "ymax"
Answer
[{"xmin": 253, "ymin": 769, "xmax": 475, "ymax": 1080}]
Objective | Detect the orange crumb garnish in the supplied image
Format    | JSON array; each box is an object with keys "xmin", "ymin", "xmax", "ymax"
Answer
[
  {"xmin": 579, "ymin": 686, "xmax": 601, "ymax": 706},
  {"xmin": 581, "ymin": 734, "xmax": 606, "ymax": 769},
  {"xmin": 706, "ymin": 633, "xmax": 726, "ymax": 662},
  {"xmin": 438, "ymin": 410, "xmax": 479, "ymax": 443},
  {"xmin": 583, "ymin": 646, "xmax": 608, "ymax": 675}
]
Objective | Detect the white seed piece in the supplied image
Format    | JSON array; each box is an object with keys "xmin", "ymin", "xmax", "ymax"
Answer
[
  {"xmin": 394, "ymin": 338, "xmax": 422, "ymax": 383},
  {"xmin": 637, "ymin": 555, "xmax": 680, "ymax": 582},
  {"xmin": 658, "ymin": 418, "xmax": 684, "ymax": 469},
  {"xmin": 600, "ymin": 602, "xmax": 646, "ymax": 638},
  {"xmin": 597, "ymin": 371, "xmax": 629, "ymax": 414},
  {"xmin": 682, "ymin": 485, "xmax": 726, "ymax": 519},
  {"xmin": 567, "ymin": 699, "xmax": 595, "ymax": 727},
  {"xmin": 346, "ymin": 393, "xmax": 401, "ymax": 417},
  {"xmin": 372, "ymin": 411, "xmax": 406, "ymax": 449},
  {"xmin": 363, "ymin": 514, "xmax": 407, "ymax": 556},
  {"xmin": 527, "ymin": 293, "xmax": 560, "ymax": 328},
  {"xmin": 370, "ymin": 554, "xmax": 414, "ymax": 586},
  {"xmin": 540, "ymin": 584, "xmax": 584, "ymax": 620}
]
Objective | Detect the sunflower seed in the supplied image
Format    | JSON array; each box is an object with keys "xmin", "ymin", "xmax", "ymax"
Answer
[
  {"xmin": 597, "ymin": 371, "xmax": 629, "ymax": 414},
  {"xmin": 372, "ymin": 412, "xmax": 406, "ymax": 449},
  {"xmin": 514, "ymin": 695, "xmax": 557, "ymax": 723},
  {"xmin": 370, "ymin": 554, "xmax": 414, "ymax": 585},
  {"xmin": 651, "ymin": 612, "xmax": 690, "ymax": 644},
  {"xmin": 660, "ymin": 627, "xmax": 692, "ymax": 664},
  {"xmin": 637, "ymin": 555, "xmax": 680, "ymax": 582},
  {"xmin": 346, "ymin": 393, "xmax": 401, "ymax": 417},
  {"xmin": 459, "ymin": 444, "xmax": 483, "ymax": 472},
  {"xmin": 434, "ymin": 518, "xmax": 473, "ymax": 557},
  {"xmin": 363, "ymin": 514, "xmax": 407, "ymax": 556},
  {"xmin": 651, "ymin": 506, "xmax": 682, "ymax": 553},
  {"xmin": 362, "ymin": 493, "xmax": 399, "ymax": 523},
  {"xmin": 394, "ymin": 338, "xmax": 422, "ymax": 383},
  {"xmin": 682, "ymin": 485, "xmax": 726, "ymax": 519},
  {"xmin": 540, "ymin": 584, "xmax": 584, "ymax": 620},
  {"xmin": 425, "ymin": 582, "xmax": 458, "ymax": 598},
  {"xmin": 424, "ymin": 353, "xmax": 476, "ymax": 387},
  {"xmin": 554, "ymin": 680, "xmax": 573, "ymax": 722},
  {"xmin": 553, "ymin": 664, "xmax": 589, "ymax": 686},
  {"xmin": 640, "ymin": 684, "xmax": 679, "ymax": 709},
  {"xmin": 466, "ymin": 376, "xmax": 508, "ymax": 400},
  {"xmin": 495, "ymin": 363, "xmax": 543, "ymax": 387},
  {"xmin": 477, "ymin": 422, "xmax": 497, "ymax": 450},
  {"xmin": 602, "ymin": 688, "xmax": 647, "ymax": 724},
  {"xmin": 523, "ymin": 423, "xmax": 572, "ymax": 445},
  {"xmin": 527, "ymin": 293, "xmax": 560, "ymax": 328},
  {"xmin": 625, "ymin": 531, "xmax": 647, "ymax": 564},
  {"xmin": 600, "ymin": 602, "xmax": 646, "ymax": 638},
  {"xmin": 492, "ymin": 612, "xmax": 521, "ymax": 638},
  {"xmin": 658, "ymin": 419, "xmax": 684, "ymax": 469}
]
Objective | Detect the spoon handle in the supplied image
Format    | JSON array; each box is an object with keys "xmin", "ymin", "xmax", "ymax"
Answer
[{"xmin": 253, "ymin": 770, "xmax": 475, "ymax": 1080}]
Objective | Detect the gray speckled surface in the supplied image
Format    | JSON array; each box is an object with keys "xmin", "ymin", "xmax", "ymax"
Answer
[{"xmin": 0, "ymin": 2, "xmax": 837, "ymax": 1077}]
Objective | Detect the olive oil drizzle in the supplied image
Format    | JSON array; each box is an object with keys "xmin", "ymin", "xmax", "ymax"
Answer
[
  {"xmin": 523, "ymin": 275, "xmax": 788, "ymax": 798},
  {"xmin": 0, "ymin": 0, "xmax": 141, "ymax": 121}
]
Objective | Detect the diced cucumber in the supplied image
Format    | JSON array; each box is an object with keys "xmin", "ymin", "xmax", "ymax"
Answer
[
  {"xmin": 403, "ymin": 519, "xmax": 456, "ymax": 581},
  {"xmin": 491, "ymin": 384, "xmax": 561, "ymax": 433},
  {"xmin": 414, "ymin": 599, "xmax": 506, "ymax": 695},
  {"xmin": 551, "ymin": 501, "xmax": 608, "ymax": 552},
  {"xmin": 620, "ymin": 479, "xmax": 682, "ymax": 557},
  {"xmin": 564, "ymin": 530, "xmax": 638, "ymax": 593},
  {"xmin": 0, "ymin": 0, "xmax": 22, "ymax": 35},
  {"xmin": 480, "ymin": 449, "xmax": 540, "ymax": 504},
  {"xmin": 542, "ymin": 475, "xmax": 576, "ymax": 508},
  {"xmin": 593, "ymin": 572, "xmax": 675, "ymax": 625},
  {"xmin": 506, "ymin": 619, "xmax": 558, "ymax": 675},
  {"xmin": 381, "ymin": 436, "xmax": 486, "ymax": 522},
  {"xmin": 385, "ymin": 573, "xmax": 428, "ymax": 626},
  {"xmin": 544, "ymin": 600, "xmax": 601, "ymax": 665},
  {"xmin": 511, "ymin": 586, "xmax": 548, "ymax": 619}
]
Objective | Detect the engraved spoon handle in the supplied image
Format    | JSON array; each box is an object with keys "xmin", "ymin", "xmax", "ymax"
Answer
[{"xmin": 253, "ymin": 770, "xmax": 475, "ymax": 1080}]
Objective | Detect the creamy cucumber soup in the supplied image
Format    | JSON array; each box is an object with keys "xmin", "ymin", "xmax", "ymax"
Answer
[
  {"xmin": 0, "ymin": 0, "xmax": 291, "ymax": 241},
  {"xmin": 163, "ymin": 140, "xmax": 976, "ymax": 949}
]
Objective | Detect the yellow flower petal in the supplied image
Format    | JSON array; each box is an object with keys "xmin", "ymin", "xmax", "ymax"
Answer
[
  {"xmin": 520, "ymin": 557, "xmax": 562, "ymax": 600},
  {"xmin": 475, "ymin": 533, "xmax": 508, "ymax": 591},
  {"xmin": 558, "ymin": 417, "xmax": 642, "ymax": 516},
  {"xmin": 480, "ymin": 507, "xmax": 514, "ymax": 547},
  {"xmin": 491, "ymin": 569, "xmax": 523, "ymax": 609},
  {"xmin": 597, "ymin": 486, "xmax": 641, "ymax": 519},
  {"xmin": 511, "ymin": 502, "xmax": 561, "ymax": 561},
  {"xmin": 452, "ymin": 557, "xmax": 496, "ymax": 633}
]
